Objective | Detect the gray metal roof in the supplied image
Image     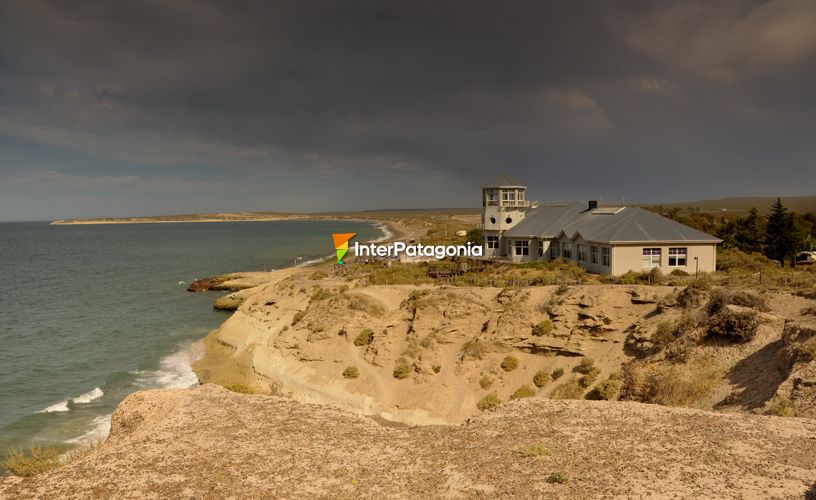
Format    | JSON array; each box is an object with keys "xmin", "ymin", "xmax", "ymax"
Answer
[
  {"xmin": 504, "ymin": 205, "xmax": 722, "ymax": 244},
  {"xmin": 482, "ymin": 173, "xmax": 525, "ymax": 189}
]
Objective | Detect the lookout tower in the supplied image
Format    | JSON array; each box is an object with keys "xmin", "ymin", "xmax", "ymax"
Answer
[{"xmin": 481, "ymin": 173, "xmax": 530, "ymax": 257}]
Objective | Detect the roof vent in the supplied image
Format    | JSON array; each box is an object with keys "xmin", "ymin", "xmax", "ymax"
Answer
[{"xmin": 588, "ymin": 200, "xmax": 598, "ymax": 211}]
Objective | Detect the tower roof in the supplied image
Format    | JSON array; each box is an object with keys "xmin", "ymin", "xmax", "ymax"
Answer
[{"xmin": 482, "ymin": 173, "xmax": 525, "ymax": 189}]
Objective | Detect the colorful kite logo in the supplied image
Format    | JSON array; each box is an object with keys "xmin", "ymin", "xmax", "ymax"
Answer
[{"xmin": 332, "ymin": 233, "xmax": 356, "ymax": 265}]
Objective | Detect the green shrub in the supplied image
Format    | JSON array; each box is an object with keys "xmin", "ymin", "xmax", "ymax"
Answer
[
  {"xmin": 501, "ymin": 356, "xmax": 519, "ymax": 372},
  {"xmin": 432, "ymin": 364, "xmax": 442, "ymax": 373},
  {"xmin": 342, "ymin": 366, "xmax": 360, "ymax": 379},
  {"xmin": 706, "ymin": 309, "xmax": 759, "ymax": 343},
  {"xmin": 728, "ymin": 290, "xmax": 769, "ymax": 311},
  {"xmin": 533, "ymin": 370, "xmax": 552, "ymax": 388},
  {"xmin": 575, "ymin": 357, "xmax": 595, "ymax": 374},
  {"xmin": 705, "ymin": 289, "xmax": 731, "ymax": 315},
  {"xmin": 769, "ymin": 397, "xmax": 794, "ymax": 417},
  {"xmin": 393, "ymin": 362, "xmax": 412, "ymax": 379},
  {"xmin": 670, "ymin": 269, "xmax": 689, "ymax": 276},
  {"xmin": 586, "ymin": 377, "xmax": 621, "ymax": 400},
  {"xmin": 353, "ymin": 329, "xmax": 374, "ymax": 346},
  {"xmin": 519, "ymin": 443, "xmax": 548, "ymax": 457},
  {"xmin": 510, "ymin": 385, "xmax": 536, "ymax": 399},
  {"xmin": 618, "ymin": 271, "xmax": 637, "ymax": 285},
  {"xmin": 550, "ymin": 378, "xmax": 584, "ymax": 399},
  {"xmin": 479, "ymin": 375, "xmax": 494, "ymax": 389},
  {"xmin": 578, "ymin": 368, "xmax": 600, "ymax": 388},
  {"xmin": 622, "ymin": 360, "xmax": 721, "ymax": 406},
  {"xmin": 546, "ymin": 472, "xmax": 568, "ymax": 484},
  {"xmin": 531, "ymin": 320, "xmax": 554, "ymax": 336},
  {"xmin": 551, "ymin": 367, "xmax": 565, "ymax": 380},
  {"xmin": 477, "ymin": 393, "xmax": 501, "ymax": 411},
  {"xmin": 3, "ymin": 444, "xmax": 62, "ymax": 477}
]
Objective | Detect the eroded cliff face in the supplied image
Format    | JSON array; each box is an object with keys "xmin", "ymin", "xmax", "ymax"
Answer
[
  {"xmin": 193, "ymin": 276, "xmax": 677, "ymax": 424},
  {"xmin": 2, "ymin": 384, "xmax": 815, "ymax": 499}
]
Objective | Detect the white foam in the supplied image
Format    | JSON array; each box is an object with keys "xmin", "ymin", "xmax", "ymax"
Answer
[
  {"xmin": 65, "ymin": 415, "xmax": 111, "ymax": 444},
  {"xmin": 72, "ymin": 387, "xmax": 104, "ymax": 404},
  {"xmin": 39, "ymin": 400, "xmax": 69, "ymax": 413},
  {"xmin": 370, "ymin": 223, "xmax": 394, "ymax": 243},
  {"xmin": 133, "ymin": 342, "xmax": 204, "ymax": 389}
]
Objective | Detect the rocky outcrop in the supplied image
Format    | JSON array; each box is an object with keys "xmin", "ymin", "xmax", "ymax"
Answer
[
  {"xmin": 773, "ymin": 319, "xmax": 816, "ymax": 417},
  {"xmin": 2, "ymin": 384, "xmax": 814, "ymax": 499}
]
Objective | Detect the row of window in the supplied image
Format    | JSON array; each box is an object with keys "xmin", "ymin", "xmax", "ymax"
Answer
[
  {"xmin": 643, "ymin": 247, "xmax": 688, "ymax": 267},
  {"xmin": 484, "ymin": 189, "xmax": 525, "ymax": 202},
  {"xmin": 492, "ymin": 238, "xmax": 690, "ymax": 269}
]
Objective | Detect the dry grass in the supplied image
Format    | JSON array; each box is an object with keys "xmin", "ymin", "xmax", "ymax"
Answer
[
  {"xmin": 622, "ymin": 359, "xmax": 721, "ymax": 407},
  {"xmin": 531, "ymin": 319, "xmax": 554, "ymax": 336},
  {"xmin": 3, "ymin": 444, "xmax": 62, "ymax": 477},
  {"xmin": 518, "ymin": 443, "xmax": 549, "ymax": 457},
  {"xmin": 477, "ymin": 393, "xmax": 501, "ymax": 411},
  {"xmin": 393, "ymin": 362, "xmax": 412, "ymax": 379},
  {"xmin": 550, "ymin": 378, "xmax": 585, "ymax": 400},
  {"xmin": 510, "ymin": 385, "xmax": 536, "ymax": 399},
  {"xmin": 769, "ymin": 397, "xmax": 795, "ymax": 417},
  {"xmin": 342, "ymin": 366, "xmax": 360, "ymax": 379},
  {"xmin": 479, "ymin": 374, "xmax": 494, "ymax": 389},
  {"xmin": 461, "ymin": 339, "xmax": 493, "ymax": 360},
  {"xmin": 353, "ymin": 329, "xmax": 374, "ymax": 346},
  {"xmin": 501, "ymin": 356, "xmax": 519, "ymax": 372},
  {"xmin": 533, "ymin": 370, "xmax": 551, "ymax": 388}
]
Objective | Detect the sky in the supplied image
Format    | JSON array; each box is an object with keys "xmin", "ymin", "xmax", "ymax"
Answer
[{"xmin": 1, "ymin": 1, "xmax": 815, "ymax": 221}]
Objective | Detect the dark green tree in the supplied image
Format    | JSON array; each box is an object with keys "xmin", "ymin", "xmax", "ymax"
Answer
[
  {"xmin": 734, "ymin": 207, "xmax": 765, "ymax": 253},
  {"xmin": 764, "ymin": 198, "xmax": 803, "ymax": 265}
]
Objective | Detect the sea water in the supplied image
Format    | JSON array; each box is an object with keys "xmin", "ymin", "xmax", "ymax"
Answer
[{"xmin": 0, "ymin": 219, "xmax": 383, "ymax": 457}]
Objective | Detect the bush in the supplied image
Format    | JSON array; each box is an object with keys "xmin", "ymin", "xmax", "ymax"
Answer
[
  {"xmin": 575, "ymin": 357, "xmax": 595, "ymax": 374},
  {"xmin": 510, "ymin": 385, "xmax": 536, "ymax": 399},
  {"xmin": 728, "ymin": 291, "xmax": 769, "ymax": 311},
  {"xmin": 531, "ymin": 319, "xmax": 554, "ymax": 337},
  {"xmin": 477, "ymin": 393, "xmax": 501, "ymax": 411},
  {"xmin": 3, "ymin": 444, "xmax": 62, "ymax": 477},
  {"xmin": 342, "ymin": 366, "xmax": 360, "ymax": 379},
  {"xmin": 432, "ymin": 364, "xmax": 442, "ymax": 373},
  {"xmin": 310, "ymin": 287, "xmax": 334, "ymax": 301},
  {"xmin": 555, "ymin": 284, "xmax": 570, "ymax": 295},
  {"xmin": 546, "ymin": 472, "xmax": 568, "ymax": 484},
  {"xmin": 578, "ymin": 368, "xmax": 600, "ymax": 388},
  {"xmin": 622, "ymin": 360, "xmax": 721, "ymax": 406},
  {"xmin": 551, "ymin": 367, "xmax": 565, "ymax": 380},
  {"xmin": 653, "ymin": 314, "xmax": 698, "ymax": 347},
  {"xmin": 670, "ymin": 269, "xmax": 689, "ymax": 276},
  {"xmin": 706, "ymin": 309, "xmax": 759, "ymax": 343},
  {"xmin": 501, "ymin": 356, "xmax": 519, "ymax": 372},
  {"xmin": 769, "ymin": 397, "xmax": 794, "ymax": 417},
  {"xmin": 533, "ymin": 370, "xmax": 552, "ymax": 388},
  {"xmin": 393, "ymin": 362, "xmax": 412, "ymax": 379},
  {"xmin": 800, "ymin": 337, "xmax": 816, "ymax": 361},
  {"xmin": 705, "ymin": 289, "xmax": 730, "ymax": 315},
  {"xmin": 677, "ymin": 278, "xmax": 711, "ymax": 308},
  {"xmin": 586, "ymin": 377, "xmax": 621, "ymax": 400},
  {"xmin": 353, "ymin": 329, "xmax": 374, "ymax": 346},
  {"xmin": 618, "ymin": 271, "xmax": 637, "ymax": 285},
  {"xmin": 310, "ymin": 270, "xmax": 328, "ymax": 280},
  {"xmin": 479, "ymin": 374, "xmax": 494, "ymax": 389},
  {"xmin": 550, "ymin": 378, "xmax": 584, "ymax": 399}
]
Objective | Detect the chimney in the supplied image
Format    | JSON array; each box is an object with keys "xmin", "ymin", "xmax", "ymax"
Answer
[{"xmin": 588, "ymin": 200, "xmax": 598, "ymax": 211}]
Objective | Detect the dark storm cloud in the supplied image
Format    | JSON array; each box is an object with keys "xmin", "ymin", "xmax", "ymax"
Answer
[{"xmin": 0, "ymin": 0, "xmax": 815, "ymax": 219}]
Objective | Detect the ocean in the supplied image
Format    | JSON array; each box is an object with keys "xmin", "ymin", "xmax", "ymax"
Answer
[{"xmin": 0, "ymin": 219, "xmax": 384, "ymax": 457}]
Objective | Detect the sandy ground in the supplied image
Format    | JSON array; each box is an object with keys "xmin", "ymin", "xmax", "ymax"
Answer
[{"xmin": 2, "ymin": 384, "xmax": 814, "ymax": 499}]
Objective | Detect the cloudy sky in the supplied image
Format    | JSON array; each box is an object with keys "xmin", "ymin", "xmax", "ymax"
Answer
[{"xmin": 1, "ymin": 1, "xmax": 815, "ymax": 221}]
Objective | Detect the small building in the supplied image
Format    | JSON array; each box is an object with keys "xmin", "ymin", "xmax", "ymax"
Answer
[{"xmin": 481, "ymin": 174, "xmax": 720, "ymax": 276}]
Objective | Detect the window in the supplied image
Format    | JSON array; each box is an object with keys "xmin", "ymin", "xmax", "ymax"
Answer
[
  {"xmin": 502, "ymin": 190, "xmax": 516, "ymax": 201},
  {"xmin": 538, "ymin": 241, "xmax": 545, "ymax": 257},
  {"xmin": 590, "ymin": 246, "xmax": 598, "ymax": 264},
  {"xmin": 577, "ymin": 244, "xmax": 587, "ymax": 262},
  {"xmin": 549, "ymin": 242, "xmax": 558, "ymax": 259},
  {"xmin": 669, "ymin": 247, "xmax": 687, "ymax": 266},
  {"xmin": 642, "ymin": 248, "xmax": 661, "ymax": 268},
  {"xmin": 486, "ymin": 236, "xmax": 499, "ymax": 249},
  {"xmin": 562, "ymin": 242, "xmax": 572, "ymax": 260},
  {"xmin": 601, "ymin": 247, "xmax": 610, "ymax": 266},
  {"xmin": 514, "ymin": 240, "xmax": 529, "ymax": 256},
  {"xmin": 505, "ymin": 216, "xmax": 513, "ymax": 224},
  {"xmin": 489, "ymin": 216, "xmax": 496, "ymax": 224},
  {"xmin": 486, "ymin": 189, "xmax": 498, "ymax": 205}
]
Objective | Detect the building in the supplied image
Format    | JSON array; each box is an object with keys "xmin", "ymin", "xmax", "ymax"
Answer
[{"xmin": 481, "ymin": 174, "xmax": 721, "ymax": 276}]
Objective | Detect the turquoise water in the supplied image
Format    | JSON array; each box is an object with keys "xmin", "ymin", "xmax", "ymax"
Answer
[{"xmin": 0, "ymin": 220, "xmax": 383, "ymax": 456}]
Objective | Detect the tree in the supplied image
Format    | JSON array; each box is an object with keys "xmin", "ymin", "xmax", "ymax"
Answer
[
  {"xmin": 734, "ymin": 207, "xmax": 764, "ymax": 253},
  {"xmin": 764, "ymin": 198, "xmax": 803, "ymax": 265}
]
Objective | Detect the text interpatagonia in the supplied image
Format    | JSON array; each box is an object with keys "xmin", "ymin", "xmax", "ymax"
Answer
[{"xmin": 353, "ymin": 241, "xmax": 483, "ymax": 260}]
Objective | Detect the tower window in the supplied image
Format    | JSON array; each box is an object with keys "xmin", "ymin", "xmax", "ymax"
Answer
[
  {"xmin": 505, "ymin": 216, "xmax": 512, "ymax": 224},
  {"xmin": 489, "ymin": 216, "xmax": 496, "ymax": 224}
]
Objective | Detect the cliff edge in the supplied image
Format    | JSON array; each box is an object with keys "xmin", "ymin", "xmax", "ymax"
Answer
[{"xmin": 2, "ymin": 384, "xmax": 815, "ymax": 499}]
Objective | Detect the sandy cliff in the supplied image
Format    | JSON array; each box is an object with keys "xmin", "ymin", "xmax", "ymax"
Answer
[{"xmin": 2, "ymin": 384, "xmax": 814, "ymax": 499}]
